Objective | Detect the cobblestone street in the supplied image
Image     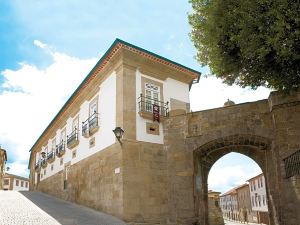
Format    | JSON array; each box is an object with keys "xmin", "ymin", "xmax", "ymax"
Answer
[
  {"xmin": 0, "ymin": 191, "xmax": 126, "ymax": 225},
  {"xmin": 0, "ymin": 191, "xmax": 60, "ymax": 225},
  {"xmin": 224, "ymin": 219, "xmax": 266, "ymax": 225}
]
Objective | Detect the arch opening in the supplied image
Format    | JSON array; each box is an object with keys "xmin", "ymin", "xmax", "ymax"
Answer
[{"xmin": 193, "ymin": 135, "xmax": 273, "ymax": 225}]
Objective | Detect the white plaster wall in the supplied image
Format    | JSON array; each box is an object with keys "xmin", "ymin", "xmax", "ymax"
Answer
[
  {"xmin": 136, "ymin": 70, "xmax": 190, "ymax": 144},
  {"xmin": 164, "ymin": 77, "xmax": 190, "ymax": 110},
  {"xmin": 38, "ymin": 72, "xmax": 116, "ymax": 181}
]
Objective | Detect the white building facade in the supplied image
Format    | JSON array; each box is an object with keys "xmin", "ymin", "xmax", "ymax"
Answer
[
  {"xmin": 248, "ymin": 173, "xmax": 269, "ymax": 224},
  {"xmin": 220, "ymin": 188, "xmax": 239, "ymax": 221},
  {"xmin": 3, "ymin": 173, "xmax": 29, "ymax": 191},
  {"xmin": 29, "ymin": 39, "xmax": 200, "ymax": 223}
]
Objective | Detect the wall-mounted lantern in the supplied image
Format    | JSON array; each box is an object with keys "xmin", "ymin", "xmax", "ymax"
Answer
[
  {"xmin": 112, "ymin": 127, "xmax": 124, "ymax": 143},
  {"xmin": 41, "ymin": 152, "xmax": 47, "ymax": 159}
]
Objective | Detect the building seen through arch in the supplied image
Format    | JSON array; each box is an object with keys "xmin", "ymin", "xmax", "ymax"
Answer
[{"xmin": 219, "ymin": 173, "xmax": 269, "ymax": 224}]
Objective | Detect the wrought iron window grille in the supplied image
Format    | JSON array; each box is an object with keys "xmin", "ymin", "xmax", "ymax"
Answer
[{"xmin": 283, "ymin": 149, "xmax": 300, "ymax": 178}]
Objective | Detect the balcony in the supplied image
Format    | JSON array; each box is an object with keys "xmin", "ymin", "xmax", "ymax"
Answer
[
  {"xmin": 138, "ymin": 94, "xmax": 169, "ymax": 121},
  {"xmin": 67, "ymin": 128, "xmax": 79, "ymax": 149},
  {"xmin": 35, "ymin": 161, "xmax": 41, "ymax": 172},
  {"xmin": 47, "ymin": 151, "xmax": 55, "ymax": 163},
  {"xmin": 82, "ymin": 112, "xmax": 99, "ymax": 137},
  {"xmin": 56, "ymin": 141, "xmax": 65, "ymax": 157},
  {"xmin": 41, "ymin": 158, "xmax": 47, "ymax": 168}
]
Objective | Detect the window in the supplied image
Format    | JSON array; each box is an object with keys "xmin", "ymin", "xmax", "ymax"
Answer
[
  {"xmin": 52, "ymin": 138, "xmax": 56, "ymax": 151},
  {"xmin": 89, "ymin": 97, "xmax": 98, "ymax": 116},
  {"xmin": 67, "ymin": 116, "xmax": 80, "ymax": 148},
  {"xmin": 25, "ymin": 182, "xmax": 28, "ymax": 188},
  {"xmin": 145, "ymin": 83, "xmax": 160, "ymax": 112},
  {"xmin": 261, "ymin": 177, "xmax": 264, "ymax": 187},
  {"xmin": 263, "ymin": 195, "xmax": 266, "ymax": 205},
  {"xmin": 3, "ymin": 179, "xmax": 9, "ymax": 185},
  {"xmin": 60, "ymin": 158, "xmax": 64, "ymax": 166},
  {"xmin": 21, "ymin": 181, "xmax": 24, "ymax": 187},
  {"xmin": 16, "ymin": 180, "xmax": 19, "ymax": 186},
  {"xmin": 44, "ymin": 146, "xmax": 48, "ymax": 160},
  {"xmin": 61, "ymin": 128, "xmax": 66, "ymax": 143},
  {"xmin": 88, "ymin": 97, "xmax": 99, "ymax": 133},
  {"xmin": 51, "ymin": 164, "xmax": 54, "ymax": 171},
  {"xmin": 44, "ymin": 169, "xmax": 46, "ymax": 175},
  {"xmin": 72, "ymin": 116, "xmax": 79, "ymax": 131}
]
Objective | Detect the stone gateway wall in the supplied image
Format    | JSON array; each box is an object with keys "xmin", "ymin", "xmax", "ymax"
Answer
[
  {"xmin": 207, "ymin": 197, "xmax": 224, "ymax": 225},
  {"xmin": 164, "ymin": 90, "xmax": 300, "ymax": 225}
]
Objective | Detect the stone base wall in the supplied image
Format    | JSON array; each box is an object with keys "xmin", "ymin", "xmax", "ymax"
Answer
[
  {"xmin": 37, "ymin": 143, "xmax": 123, "ymax": 218},
  {"xmin": 121, "ymin": 140, "xmax": 168, "ymax": 224},
  {"xmin": 36, "ymin": 140, "xmax": 168, "ymax": 224},
  {"xmin": 208, "ymin": 198, "xmax": 224, "ymax": 225}
]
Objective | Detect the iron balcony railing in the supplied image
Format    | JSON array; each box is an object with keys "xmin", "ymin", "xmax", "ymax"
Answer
[
  {"xmin": 138, "ymin": 94, "xmax": 169, "ymax": 117},
  {"xmin": 47, "ymin": 151, "xmax": 55, "ymax": 161},
  {"xmin": 67, "ymin": 128, "xmax": 79, "ymax": 146},
  {"xmin": 56, "ymin": 140, "xmax": 65, "ymax": 157},
  {"xmin": 82, "ymin": 122, "xmax": 88, "ymax": 137},
  {"xmin": 82, "ymin": 112, "xmax": 99, "ymax": 137}
]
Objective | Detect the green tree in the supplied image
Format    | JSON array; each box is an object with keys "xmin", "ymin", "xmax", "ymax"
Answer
[{"xmin": 189, "ymin": 0, "xmax": 300, "ymax": 91}]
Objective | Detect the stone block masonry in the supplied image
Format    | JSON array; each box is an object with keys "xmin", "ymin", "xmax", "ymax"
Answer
[{"xmin": 37, "ymin": 143, "xmax": 124, "ymax": 219}]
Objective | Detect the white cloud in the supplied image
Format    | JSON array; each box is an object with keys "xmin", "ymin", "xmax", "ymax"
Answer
[
  {"xmin": 190, "ymin": 76, "xmax": 271, "ymax": 111},
  {"xmin": 33, "ymin": 40, "xmax": 47, "ymax": 49},
  {"xmin": 6, "ymin": 162, "xmax": 29, "ymax": 178},
  {"xmin": 208, "ymin": 159, "xmax": 262, "ymax": 193},
  {"xmin": 0, "ymin": 41, "xmax": 99, "ymax": 176}
]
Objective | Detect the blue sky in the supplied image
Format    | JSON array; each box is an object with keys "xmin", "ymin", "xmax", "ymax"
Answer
[{"xmin": 0, "ymin": 0, "xmax": 266, "ymax": 193}]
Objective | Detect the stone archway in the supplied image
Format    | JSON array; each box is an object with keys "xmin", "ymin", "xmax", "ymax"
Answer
[
  {"xmin": 193, "ymin": 134, "xmax": 273, "ymax": 225},
  {"xmin": 164, "ymin": 91, "xmax": 300, "ymax": 225}
]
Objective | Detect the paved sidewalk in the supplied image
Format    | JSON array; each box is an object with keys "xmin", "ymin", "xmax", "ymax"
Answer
[
  {"xmin": 224, "ymin": 219, "xmax": 266, "ymax": 225},
  {"xmin": 0, "ymin": 191, "xmax": 126, "ymax": 225},
  {"xmin": 20, "ymin": 191, "xmax": 126, "ymax": 225},
  {"xmin": 0, "ymin": 191, "xmax": 60, "ymax": 225}
]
